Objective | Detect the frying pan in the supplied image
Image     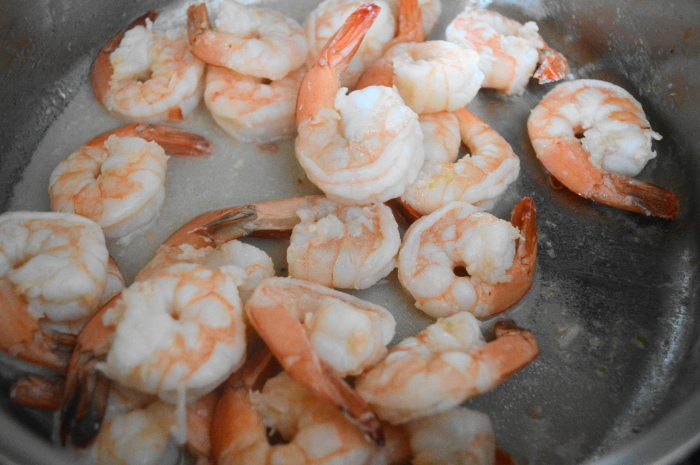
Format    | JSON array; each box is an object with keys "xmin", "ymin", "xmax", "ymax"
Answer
[{"xmin": 0, "ymin": 0, "xmax": 699, "ymax": 464}]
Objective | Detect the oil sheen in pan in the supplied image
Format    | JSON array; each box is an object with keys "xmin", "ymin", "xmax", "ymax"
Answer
[{"xmin": 3, "ymin": 0, "xmax": 694, "ymax": 464}]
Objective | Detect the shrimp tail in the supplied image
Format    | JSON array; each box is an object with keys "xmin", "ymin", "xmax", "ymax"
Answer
[
  {"xmin": 598, "ymin": 175, "xmax": 680, "ymax": 220},
  {"xmin": 316, "ymin": 4, "xmax": 381, "ymax": 74},
  {"xmin": 60, "ymin": 298, "xmax": 118, "ymax": 447},
  {"xmin": 59, "ymin": 363, "xmax": 111, "ymax": 447},
  {"xmin": 473, "ymin": 320, "xmax": 539, "ymax": 390},
  {"xmin": 474, "ymin": 198, "xmax": 538, "ymax": 319},
  {"xmin": 386, "ymin": 198, "xmax": 423, "ymax": 225},
  {"xmin": 246, "ymin": 296, "xmax": 385, "ymax": 446},
  {"xmin": 186, "ymin": 3, "xmax": 225, "ymax": 67},
  {"xmin": 91, "ymin": 11, "xmax": 159, "ymax": 106},
  {"xmin": 394, "ymin": 0, "xmax": 425, "ymax": 45},
  {"xmin": 87, "ymin": 123, "xmax": 214, "ymax": 157},
  {"xmin": 186, "ymin": 4, "xmax": 210, "ymax": 47},
  {"xmin": 162, "ymin": 196, "xmax": 326, "ymax": 249},
  {"xmin": 296, "ymin": 4, "xmax": 381, "ymax": 126},
  {"xmin": 533, "ymin": 47, "xmax": 570, "ymax": 84},
  {"xmin": 122, "ymin": 124, "xmax": 214, "ymax": 157},
  {"xmin": 10, "ymin": 375, "xmax": 65, "ymax": 411}
]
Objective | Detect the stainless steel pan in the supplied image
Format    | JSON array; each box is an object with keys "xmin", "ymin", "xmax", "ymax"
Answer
[{"xmin": 1, "ymin": 0, "xmax": 699, "ymax": 464}]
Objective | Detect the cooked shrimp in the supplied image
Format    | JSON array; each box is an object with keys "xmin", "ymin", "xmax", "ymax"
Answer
[
  {"xmin": 0, "ymin": 212, "xmax": 121, "ymax": 371},
  {"xmin": 398, "ymin": 198, "xmax": 537, "ymax": 319},
  {"xmin": 202, "ymin": 64, "xmax": 306, "ymax": 143},
  {"xmin": 213, "ymin": 371, "xmax": 397, "ymax": 465},
  {"xmin": 304, "ymin": 0, "xmax": 396, "ymax": 88},
  {"xmin": 246, "ymin": 276, "xmax": 396, "ymax": 444},
  {"xmin": 359, "ymin": 40, "xmax": 483, "ymax": 114},
  {"xmin": 296, "ymin": 4, "xmax": 424, "ymax": 204},
  {"xmin": 187, "ymin": 2, "xmax": 307, "ymax": 81},
  {"xmin": 287, "ymin": 198, "xmax": 401, "ymax": 289},
  {"xmin": 60, "ymin": 262, "xmax": 245, "ymax": 448},
  {"xmin": 407, "ymin": 408, "xmax": 496, "ymax": 465},
  {"xmin": 60, "ymin": 196, "xmax": 325, "ymax": 446},
  {"xmin": 49, "ymin": 124, "xmax": 214, "ymax": 241},
  {"xmin": 356, "ymin": 312, "xmax": 540, "ymax": 424},
  {"xmin": 446, "ymin": 8, "xmax": 569, "ymax": 95},
  {"xmin": 401, "ymin": 108, "xmax": 521, "ymax": 217},
  {"xmin": 91, "ymin": 11, "xmax": 205, "ymax": 122},
  {"xmin": 527, "ymin": 79, "xmax": 679, "ymax": 219},
  {"xmin": 98, "ymin": 262, "xmax": 246, "ymax": 403},
  {"xmin": 354, "ymin": 0, "xmax": 481, "ymax": 114}
]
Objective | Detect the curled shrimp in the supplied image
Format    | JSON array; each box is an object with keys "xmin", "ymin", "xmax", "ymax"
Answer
[
  {"xmin": 304, "ymin": 0, "xmax": 397, "ymax": 88},
  {"xmin": 446, "ymin": 7, "xmax": 569, "ymax": 95},
  {"xmin": 97, "ymin": 262, "xmax": 246, "ymax": 402},
  {"xmin": 0, "ymin": 212, "xmax": 122, "ymax": 371},
  {"xmin": 49, "ymin": 123, "xmax": 213, "ymax": 240},
  {"xmin": 398, "ymin": 198, "xmax": 538, "ymax": 319},
  {"xmin": 527, "ymin": 79, "xmax": 679, "ymax": 219},
  {"xmin": 60, "ymin": 262, "xmax": 245, "ymax": 448},
  {"xmin": 202, "ymin": 64, "xmax": 307, "ymax": 143},
  {"xmin": 295, "ymin": 4, "xmax": 424, "ymax": 204},
  {"xmin": 287, "ymin": 198, "xmax": 401, "ymax": 290},
  {"xmin": 359, "ymin": 40, "xmax": 484, "ymax": 114},
  {"xmin": 187, "ymin": 1, "xmax": 307, "ymax": 81},
  {"xmin": 91, "ymin": 11, "xmax": 205, "ymax": 122},
  {"xmin": 213, "ymin": 370, "xmax": 396, "ymax": 465},
  {"xmin": 59, "ymin": 196, "xmax": 325, "ymax": 446},
  {"xmin": 355, "ymin": 0, "xmax": 483, "ymax": 114},
  {"xmin": 356, "ymin": 312, "xmax": 540, "ymax": 424},
  {"xmin": 401, "ymin": 108, "xmax": 521, "ymax": 218},
  {"xmin": 245, "ymin": 276, "xmax": 396, "ymax": 444}
]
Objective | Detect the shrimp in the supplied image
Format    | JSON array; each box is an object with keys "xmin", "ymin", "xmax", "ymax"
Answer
[
  {"xmin": 398, "ymin": 198, "xmax": 537, "ymax": 319},
  {"xmin": 60, "ymin": 196, "xmax": 326, "ymax": 446},
  {"xmin": 401, "ymin": 108, "xmax": 521, "ymax": 217},
  {"xmin": 61, "ymin": 262, "xmax": 245, "ymax": 448},
  {"xmin": 304, "ymin": 0, "xmax": 397, "ymax": 88},
  {"xmin": 287, "ymin": 198, "xmax": 401, "ymax": 289},
  {"xmin": 94, "ymin": 262, "xmax": 246, "ymax": 404},
  {"xmin": 0, "ymin": 212, "xmax": 122, "ymax": 371},
  {"xmin": 91, "ymin": 11, "xmax": 205, "ymax": 122},
  {"xmin": 213, "ymin": 370, "xmax": 400, "ymax": 465},
  {"xmin": 358, "ymin": 40, "xmax": 484, "ymax": 114},
  {"xmin": 49, "ymin": 123, "xmax": 214, "ymax": 241},
  {"xmin": 295, "ymin": 4, "xmax": 425, "ymax": 205},
  {"xmin": 245, "ymin": 276, "xmax": 396, "ymax": 444},
  {"xmin": 356, "ymin": 312, "xmax": 540, "ymax": 424},
  {"xmin": 527, "ymin": 79, "xmax": 679, "ymax": 219},
  {"xmin": 407, "ymin": 408, "xmax": 496, "ymax": 465},
  {"xmin": 202, "ymin": 64, "xmax": 306, "ymax": 143},
  {"xmin": 187, "ymin": 1, "xmax": 307, "ymax": 81},
  {"xmin": 445, "ymin": 8, "xmax": 569, "ymax": 95},
  {"xmin": 186, "ymin": 3, "xmax": 308, "ymax": 143},
  {"xmin": 354, "ymin": 0, "xmax": 482, "ymax": 114}
]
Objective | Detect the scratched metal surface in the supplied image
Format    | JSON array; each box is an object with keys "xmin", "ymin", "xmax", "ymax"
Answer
[{"xmin": 0, "ymin": 0, "xmax": 699, "ymax": 464}]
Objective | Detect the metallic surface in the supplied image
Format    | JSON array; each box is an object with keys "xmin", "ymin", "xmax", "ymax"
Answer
[{"xmin": 0, "ymin": 0, "xmax": 699, "ymax": 464}]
